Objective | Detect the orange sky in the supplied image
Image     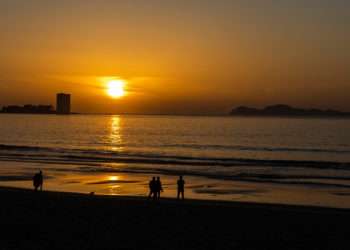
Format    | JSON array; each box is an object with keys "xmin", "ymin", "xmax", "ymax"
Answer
[{"xmin": 0, "ymin": 1, "xmax": 349, "ymax": 114}]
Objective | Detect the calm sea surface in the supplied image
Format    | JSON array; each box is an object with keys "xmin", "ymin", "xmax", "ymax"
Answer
[{"xmin": 0, "ymin": 114, "xmax": 350, "ymax": 207}]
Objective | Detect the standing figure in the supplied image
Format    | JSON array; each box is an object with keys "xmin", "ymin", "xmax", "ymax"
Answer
[
  {"xmin": 33, "ymin": 170, "xmax": 43, "ymax": 191},
  {"xmin": 177, "ymin": 176, "xmax": 185, "ymax": 200},
  {"xmin": 156, "ymin": 177, "xmax": 163, "ymax": 199},
  {"xmin": 148, "ymin": 177, "xmax": 157, "ymax": 200}
]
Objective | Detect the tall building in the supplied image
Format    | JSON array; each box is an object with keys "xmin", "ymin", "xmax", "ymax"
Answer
[{"xmin": 56, "ymin": 93, "xmax": 71, "ymax": 114}]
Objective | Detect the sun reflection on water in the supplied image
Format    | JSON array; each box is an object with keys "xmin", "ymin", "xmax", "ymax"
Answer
[
  {"xmin": 109, "ymin": 116, "xmax": 123, "ymax": 151},
  {"xmin": 109, "ymin": 176, "xmax": 119, "ymax": 181}
]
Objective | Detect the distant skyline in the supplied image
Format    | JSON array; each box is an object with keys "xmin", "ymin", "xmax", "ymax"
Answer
[{"xmin": 1, "ymin": 0, "xmax": 349, "ymax": 114}]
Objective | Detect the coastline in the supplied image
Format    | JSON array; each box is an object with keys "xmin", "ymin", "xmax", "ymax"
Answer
[
  {"xmin": 2, "ymin": 185, "xmax": 350, "ymax": 212},
  {"xmin": 1, "ymin": 159, "xmax": 350, "ymax": 209},
  {"xmin": 1, "ymin": 186, "xmax": 349, "ymax": 250}
]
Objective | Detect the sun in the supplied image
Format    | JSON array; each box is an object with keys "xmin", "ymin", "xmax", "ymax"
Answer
[{"xmin": 107, "ymin": 80, "xmax": 126, "ymax": 98}]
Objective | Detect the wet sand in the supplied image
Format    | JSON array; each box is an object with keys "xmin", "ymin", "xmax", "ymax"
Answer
[{"xmin": 1, "ymin": 186, "xmax": 349, "ymax": 250}]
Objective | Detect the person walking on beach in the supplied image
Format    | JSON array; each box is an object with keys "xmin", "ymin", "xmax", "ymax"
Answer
[
  {"xmin": 33, "ymin": 170, "xmax": 43, "ymax": 192},
  {"xmin": 156, "ymin": 177, "xmax": 163, "ymax": 199},
  {"xmin": 148, "ymin": 177, "xmax": 157, "ymax": 200},
  {"xmin": 177, "ymin": 175, "xmax": 185, "ymax": 200}
]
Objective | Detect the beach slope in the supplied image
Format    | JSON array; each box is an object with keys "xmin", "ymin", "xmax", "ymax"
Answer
[{"xmin": 0, "ymin": 187, "xmax": 349, "ymax": 250}]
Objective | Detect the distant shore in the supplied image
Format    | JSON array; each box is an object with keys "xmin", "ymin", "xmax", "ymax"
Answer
[
  {"xmin": 231, "ymin": 104, "xmax": 350, "ymax": 118},
  {"xmin": 1, "ymin": 186, "xmax": 349, "ymax": 250}
]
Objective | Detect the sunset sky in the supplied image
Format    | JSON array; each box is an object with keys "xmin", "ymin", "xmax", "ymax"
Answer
[{"xmin": 0, "ymin": 0, "xmax": 349, "ymax": 114}]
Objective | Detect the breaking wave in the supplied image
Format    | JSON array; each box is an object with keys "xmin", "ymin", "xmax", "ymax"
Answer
[{"xmin": 0, "ymin": 144, "xmax": 349, "ymax": 170}]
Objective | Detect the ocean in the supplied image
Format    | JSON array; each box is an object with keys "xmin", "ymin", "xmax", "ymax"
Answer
[{"xmin": 1, "ymin": 114, "xmax": 350, "ymax": 207}]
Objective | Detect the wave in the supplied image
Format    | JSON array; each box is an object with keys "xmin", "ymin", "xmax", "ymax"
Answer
[
  {"xmin": 0, "ymin": 143, "xmax": 349, "ymax": 170},
  {"xmin": 2, "ymin": 143, "xmax": 349, "ymax": 155},
  {"xmin": 162, "ymin": 143, "xmax": 350, "ymax": 154},
  {"xmin": 1, "ymin": 144, "xmax": 350, "ymax": 189},
  {"xmin": 26, "ymin": 165, "xmax": 350, "ymax": 189}
]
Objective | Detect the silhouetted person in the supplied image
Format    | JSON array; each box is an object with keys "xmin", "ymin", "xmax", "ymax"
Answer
[
  {"xmin": 177, "ymin": 175, "xmax": 185, "ymax": 200},
  {"xmin": 33, "ymin": 170, "xmax": 43, "ymax": 191},
  {"xmin": 156, "ymin": 177, "xmax": 163, "ymax": 199},
  {"xmin": 148, "ymin": 177, "xmax": 157, "ymax": 200}
]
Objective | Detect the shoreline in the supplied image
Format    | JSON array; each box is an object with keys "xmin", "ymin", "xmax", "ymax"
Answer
[
  {"xmin": 2, "ymin": 185, "xmax": 349, "ymax": 213},
  {"xmin": 1, "ymin": 158, "xmax": 350, "ymax": 209}
]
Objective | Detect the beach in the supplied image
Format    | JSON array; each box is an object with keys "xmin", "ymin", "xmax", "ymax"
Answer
[
  {"xmin": 1, "ymin": 186, "xmax": 349, "ymax": 250},
  {"xmin": 2, "ymin": 0, "xmax": 350, "ymax": 249}
]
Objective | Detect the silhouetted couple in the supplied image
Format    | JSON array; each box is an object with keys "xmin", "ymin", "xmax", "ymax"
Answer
[
  {"xmin": 33, "ymin": 170, "xmax": 43, "ymax": 191},
  {"xmin": 149, "ymin": 177, "xmax": 163, "ymax": 200}
]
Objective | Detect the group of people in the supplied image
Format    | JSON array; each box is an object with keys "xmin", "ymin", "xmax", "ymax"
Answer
[
  {"xmin": 148, "ymin": 175, "xmax": 185, "ymax": 200},
  {"xmin": 33, "ymin": 170, "xmax": 185, "ymax": 200}
]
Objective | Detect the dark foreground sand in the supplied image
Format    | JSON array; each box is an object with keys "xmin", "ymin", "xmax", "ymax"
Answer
[{"xmin": 1, "ymin": 187, "xmax": 349, "ymax": 250}]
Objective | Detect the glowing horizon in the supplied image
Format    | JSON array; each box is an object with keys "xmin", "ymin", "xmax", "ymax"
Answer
[{"xmin": 0, "ymin": 1, "xmax": 349, "ymax": 114}]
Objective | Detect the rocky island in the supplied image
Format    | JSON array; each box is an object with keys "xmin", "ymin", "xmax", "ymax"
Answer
[{"xmin": 230, "ymin": 104, "xmax": 350, "ymax": 118}]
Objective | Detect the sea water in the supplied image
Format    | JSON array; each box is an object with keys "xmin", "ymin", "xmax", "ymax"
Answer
[{"xmin": 0, "ymin": 114, "xmax": 349, "ymax": 207}]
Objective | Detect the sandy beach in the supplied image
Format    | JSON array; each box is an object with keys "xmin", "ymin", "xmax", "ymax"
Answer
[{"xmin": 1, "ymin": 186, "xmax": 349, "ymax": 250}]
